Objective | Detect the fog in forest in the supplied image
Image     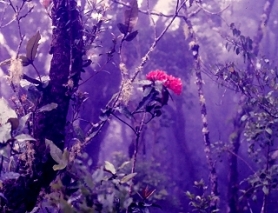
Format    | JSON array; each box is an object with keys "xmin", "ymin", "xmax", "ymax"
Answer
[{"xmin": 0, "ymin": 0, "xmax": 278, "ymax": 212}]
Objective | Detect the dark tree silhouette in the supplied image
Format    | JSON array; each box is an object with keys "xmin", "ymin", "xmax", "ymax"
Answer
[{"xmin": 2, "ymin": 0, "xmax": 84, "ymax": 212}]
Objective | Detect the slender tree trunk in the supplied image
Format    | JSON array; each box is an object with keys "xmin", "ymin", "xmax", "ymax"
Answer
[
  {"xmin": 227, "ymin": 104, "xmax": 246, "ymax": 213},
  {"xmin": 253, "ymin": 0, "xmax": 275, "ymax": 57},
  {"xmin": 182, "ymin": 6, "xmax": 219, "ymax": 211},
  {"xmin": 2, "ymin": 0, "xmax": 84, "ymax": 212}
]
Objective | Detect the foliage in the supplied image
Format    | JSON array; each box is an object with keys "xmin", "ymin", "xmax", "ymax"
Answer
[
  {"xmin": 186, "ymin": 180, "xmax": 219, "ymax": 213},
  {"xmin": 44, "ymin": 152, "xmax": 159, "ymax": 213},
  {"xmin": 0, "ymin": 0, "xmax": 278, "ymax": 212}
]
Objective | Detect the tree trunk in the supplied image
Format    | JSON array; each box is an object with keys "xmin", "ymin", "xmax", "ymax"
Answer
[
  {"xmin": 227, "ymin": 105, "xmax": 245, "ymax": 213},
  {"xmin": 2, "ymin": 0, "xmax": 84, "ymax": 212}
]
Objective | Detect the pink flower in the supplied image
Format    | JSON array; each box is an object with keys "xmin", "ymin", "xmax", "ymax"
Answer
[
  {"xmin": 146, "ymin": 70, "xmax": 182, "ymax": 95},
  {"xmin": 146, "ymin": 70, "xmax": 168, "ymax": 82},
  {"xmin": 164, "ymin": 75, "xmax": 182, "ymax": 95}
]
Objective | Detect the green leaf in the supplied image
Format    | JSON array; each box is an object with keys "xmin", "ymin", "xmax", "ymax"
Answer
[
  {"xmin": 262, "ymin": 185, "xmax": 269, "ymax": 195},
  {"xmin": 143, "ymin": 86, "xmax": 152, "ymax": 97},
  {"xmin": 252, "ymin": 194, "xmax": 257, "ymax": 201},
  {"xmin": 104, "ymin": 161, "xmax": 116, "ymax": 175},
  {"xmin": 265, "ymin": 128, "xmax": 272, "ymax": 135},
  {"xmin": 236, "ymin": 47, "xmax": 240, "ymax": 55},
  {"xmin": 7, "ymin": 118, "xmax": 19, "ymax": 131},
  {"xmin": 154, "ymin": 108, "xmax": 162, "ymax": 117},
  {"xmin": 99, "ymin": 108, "xmax": 112, "ymax": 121},
  {"xmin": 73, "ymin": 124, "xmax": 85, "ymax": 141},
  {"xmin": 53, "ymin": 164, "xmax": 66, "ymax": 171},
  {"xmin": 125, "ymin": 30, "xmax": 138, "ymax": 42},
  {"xmin": 17, "ymin": 112, "xmax": 31, "ymax": 133},
  {"xmin": 45, "ymin": 139, "xmax": 63, "ymax": 164},
  {"xmin": 135, "ymin": 88, "xmax": 157, "ymax": 112},
  {"xmin": 117, "ymin": 23, "xmax": 128, "ymax": 35},
  {"xmin": 124, "ymin": 0, "xmax": 138, "ymax": 33},
  {"xmin": 92, "ymin": 167, "xmax": 104, "ymax": 183},
  {"xmin": 26, "ymin": 31, "xmax": 41, "ymax": 62},
  {"xmin": 120, "ymin": 172, "xmax": 137, "ymax": 183},
  {"xmin": 38, "ymin": 103, "xmax": 58, "ymax": 112},
  {"xmin": 271, "ymin": 150, "xmax": 278, "ymax": 160},
  {"xmin": 15, "ymin": 134, "xmax": 36, "ymax": 142},
  {"xmin": 118, "ymin": 161, "xmax": 130, "ymax": 170},
  {"xmin": 137, "ymin": 80, "xmax": 152, "ymax": 86},
  {"xmin": 19, "ymin": 55, "xmax": 30, "ymax": 67},
  {"xmin": 240, "ymin": 114, "xmax": 248, "ymax": 122},
  {"xmin": 53, "ymin": 150, "xmax": 69, "ymax": 171}
]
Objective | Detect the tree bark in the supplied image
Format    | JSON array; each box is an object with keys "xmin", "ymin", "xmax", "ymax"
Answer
[
  {"xmin": 182, "ymin": 5, "xmax": 219, "ymax": 211},
  {"xmin": 227, "ymin": 105, "xmax": 246, "ymax": 213},
  {"xmin": 2, "ymin": 0, "xmax": 84, "ymax": 212}
]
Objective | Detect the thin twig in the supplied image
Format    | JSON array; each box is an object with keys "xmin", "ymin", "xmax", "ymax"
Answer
[
  {"xmin": 112, "ymin": 0, "xmax": 198, "ymax": 19},
  {"xmin": 131, "ymin": 0, "xmax": 186, "ymax": 82},
  {"xmin": 0, "ymin": 1, "xmax": 9, "ymax": 28},
  {"xmin": 7, "ymin": 0, "xmax": 32, "ymax": 58},
  {"xmin": 226, "ymin": 149, "xmax": 255, "ymax": 173},
  {"xmin": 175, "ymin": 0, "xmax": 180, "ymax": 14},
  {"xmin": 129, "ymin": 111, "xmax": 147, "ymax": 195},
  {"xmin": 18, "ymin": 6, "xmax": 34, "ymax": 21},
  {"xmin": 112, "ymin": 112, "xmax": 136, "ymax": 134},
  {"xmin": 196, "ymin": 2, "xmax": 230, "ymax": 15}
]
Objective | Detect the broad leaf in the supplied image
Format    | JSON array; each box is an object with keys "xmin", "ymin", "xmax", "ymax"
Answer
[
  {"xmin": 15, "ymin": 134, "xmax": 36, "ymax": 142},
  {"xmin": 45, "ymin": 139, "xmax": 63, "ymax": 164},
  {"xmin": 17, "ymin": 112, "xmax": 31, "ymax": 133},
  {"xmin": 262, "ymin": 185, "xmax": 269, "ymax": 195},
  {"xmin": 135, "ymin": 89, "xmax": 157, "ymax": 112},
  {"xmin": 137, "ymin": 80, "xmax": 152, "ymax": 86},
  {"xmin": 0, "ymin": 98, "xmax": 16, "ymax": 141},
  {"xmin": 73, "ymin": 124, "xmax": 85, "ymax": 141},
  {"xmin": 53, "ymin": 150, "xmax": 69, "ymax": 171},
  {"xmin": 38, "ymin": 103, "xmax": 58, "ymax": 112},
  {"xmin": 117, "ymin": 23, "xmax": 128, "ymax": 35},
  {"xmin": 19, "ymin": 55, "xmax": 30, "ymax": 66},
  {"xmin": 118, "ymin": 161, "xmax": 130, "ymax": 170},
  {"xmin": 124, "ymin": 0, "xmax": 138, "ymax": 33},
  {"xmin": 265, "ymin": 128, "xmax": 272, "ymax": 135},
  {"xmin": 7, "ymin": 118, "xmax": 19, "ymax": 131},
  {"xmin": 104, "ymin": 161, "xmax": 116, "ymax": 175},
  {"xmin": 92, "ymin": 167, "xmax": 104, "ymax": 183},
  {"xmin": 99, "ymin": 108, "xmax": 112, "ymax": 121},
  {"xmin": 125, "ymin": 30, "xmax": 138, "ymax": 42},
  {"xmin": 26, "ymin": 31, "xmax": 41, "ymax": 62},
  {"xmin": 120, "ymin": 172, "xmax": 137, "ymax": 183}
]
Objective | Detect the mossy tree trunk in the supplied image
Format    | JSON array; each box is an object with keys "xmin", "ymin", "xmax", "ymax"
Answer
[{"xmin": 2, "ymin": 0, "xmax": 84, "ymax": 212}]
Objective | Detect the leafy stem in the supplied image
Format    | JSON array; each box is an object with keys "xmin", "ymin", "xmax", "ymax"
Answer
[
  {"xmin": 129, "ymin": 111, "xmax": 147, "ymax": 195},
  {"xmin": 31, "ymin": 62, "xmax": 42, "ymax": 82}
]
